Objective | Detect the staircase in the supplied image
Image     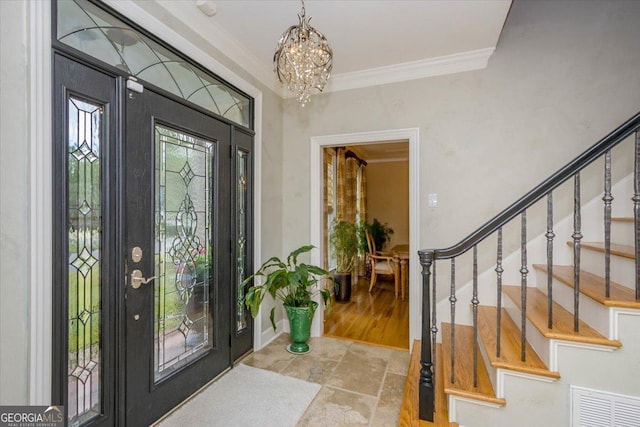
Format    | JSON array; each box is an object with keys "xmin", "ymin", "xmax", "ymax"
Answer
[{"xmin": 412, "ymin": 112, "xmax": 640, "ymax": 426}]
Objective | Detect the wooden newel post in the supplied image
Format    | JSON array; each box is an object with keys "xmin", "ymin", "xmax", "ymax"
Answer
[{"xmin": 419, "ymin": 250, "xmax": 435, "ymax": 422}]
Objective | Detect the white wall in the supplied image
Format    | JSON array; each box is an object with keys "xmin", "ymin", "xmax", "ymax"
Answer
[
  {"xmin": 0, "ymin": 0, "xmax": 31, "ymax": 404},
  {"xmin": 281, "ymin": 0, "xmax": 640, "ymax": 300}
]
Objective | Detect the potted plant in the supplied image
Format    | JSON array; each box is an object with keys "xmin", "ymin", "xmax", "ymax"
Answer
[
  {"xmin": 367, "ymin": 218, "xmax": 394, "ymax": 251},
  {"xmin": 329, "ymin": 220, "xmax": 359, "ymax": 302},
  {"xmin": 243, "ymin": 245, "xmax": 332, "ymax": 354}
]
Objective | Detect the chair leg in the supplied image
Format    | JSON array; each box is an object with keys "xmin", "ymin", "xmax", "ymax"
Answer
[
  {"xmin": 394, "ymin": 262, "xmax": 400, "ymax": 299},
  {"xmin": 368, "ymin": 269, "xmax": 376, "ymax": 292}
]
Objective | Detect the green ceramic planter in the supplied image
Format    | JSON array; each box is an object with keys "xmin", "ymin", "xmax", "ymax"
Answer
[{"xmin": 285, "ymin": 302, "xmax": 318, "ymax": 354}]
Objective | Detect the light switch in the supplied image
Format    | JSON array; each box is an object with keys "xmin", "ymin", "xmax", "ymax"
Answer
[{"xmin": 427, "ymin": 193, "xmax": 438, "ymax": 208}]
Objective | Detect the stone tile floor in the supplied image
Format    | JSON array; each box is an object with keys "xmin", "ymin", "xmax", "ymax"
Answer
[{"xmin": 241, "ymin": 334, "xmax": 410, "ymax": 426}]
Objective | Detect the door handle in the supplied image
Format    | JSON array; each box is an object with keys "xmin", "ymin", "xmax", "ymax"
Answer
[{"xmin": 131, "ymin": 269, "xmax": 158, "ymax": 289}]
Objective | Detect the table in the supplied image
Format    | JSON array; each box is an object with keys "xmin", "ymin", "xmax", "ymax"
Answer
[{"xmin": 390, "ymin": 244, "xmax": 409, "ymax": 300}]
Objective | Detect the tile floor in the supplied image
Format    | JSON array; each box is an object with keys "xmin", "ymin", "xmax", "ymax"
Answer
[{"xmin": 241, "ymin": 333, "xmax": 410, "ymax": 426}]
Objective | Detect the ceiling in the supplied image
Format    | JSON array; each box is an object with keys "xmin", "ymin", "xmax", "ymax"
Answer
[
  {"xmin": 147, "ymin": 0, "xmax": 512, "ymax": 95},
  {"xmin": 349, "ymin": 141, "xmax": 409, "ymax": 163}
]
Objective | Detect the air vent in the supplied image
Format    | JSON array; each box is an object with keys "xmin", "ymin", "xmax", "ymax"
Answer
[{"xmin": 572, "ymin": 386, "xmax": 640, "ymax": 427}]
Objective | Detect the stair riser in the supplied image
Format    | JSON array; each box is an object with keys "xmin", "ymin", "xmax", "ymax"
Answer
[
  {"xmin": 580, "ymin": 247, "xmax": 635, "ymax": 289},
  {"xmin": 502, "ymin": 294, "xmax": 552, "ymax": 367},
  {"xmin": 612, "ymin": 220, "xmax": 635, "ymax": 246},
  {"xmin": 533, "ymin": 271, "xmax": 611, "ymax": 338},
  {"xmin": 477, "ymin": 334, "xmax": 499, "ymax": 396}
]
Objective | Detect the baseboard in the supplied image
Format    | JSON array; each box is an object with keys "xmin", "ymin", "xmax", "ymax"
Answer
[{"xmin": 260, "ymin": 319, "xmax": 285, "ymax": 349}]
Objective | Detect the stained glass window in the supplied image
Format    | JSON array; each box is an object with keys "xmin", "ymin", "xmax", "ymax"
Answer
[
  {"xmin": 56, "ymin": 0, "xmax": 252, "ymax": 129},
  {"xmin": 236, "ymin": 150, "xmax": 249, "ymax": 333},
  {"xmin": 154, "ymin": 124, "xmax": 214, "ymax": 382},
  {"xmin": 67, "ymin": 96, "xmax": 102, "ymax": 426}
]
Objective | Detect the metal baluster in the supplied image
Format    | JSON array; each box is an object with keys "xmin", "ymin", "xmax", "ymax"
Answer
[
  {"xmin": 472, "ymin": 245, "xmax": 479, "ymax": 388},
  {"xmin": 546, "ymin": 193, "xmax": 555, "ymax": 329},
  {"xmin": 495, "ymin": 228, "xmax": 503, "ymax": 358},
  {"xmin": 520, "ymin": 211, "xmax": 528, "ymax": 361},
  {"xmin": 431, "ymin": 259, "xmax": 438, "ymax": 373},
  {"xmin": 573, "ymin": 173, "xmax": 583, "ymax": 331},
  {"xmin": 419, "ymin": 252, "xmax": 435, "ymax": 422},
  {"xmin": 449, "ymin": 258, "xmax": 457, "ymax": 383},
  {"xmin": 634, "ymin": 131, "xmax": 640, "ymax": 300},
  {"xmin": 603, "ymin": 150, "xmax": 613, "ymax": 298}
]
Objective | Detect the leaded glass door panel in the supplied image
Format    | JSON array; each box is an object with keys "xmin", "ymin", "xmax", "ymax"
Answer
[
  {"xmin": 125, "ymin": 85, "xmax": 231, "ymax": 426},
  {"xmin": 53, "ymin": 54, "xmax": 117, "ymax": 427}
]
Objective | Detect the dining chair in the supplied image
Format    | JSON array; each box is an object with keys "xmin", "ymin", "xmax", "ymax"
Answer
[{"xmin": 365, "ymin": 229, "xmax": 399, "ymax": 295}]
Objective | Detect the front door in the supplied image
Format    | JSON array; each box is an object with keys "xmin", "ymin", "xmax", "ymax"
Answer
[
  {"xmin": 124, "ymin": 84, "xmax": 231, "ymax": 425},
  {"xmin": 53, "ymin": 54, "xmax": 251, "ymax": 427}
]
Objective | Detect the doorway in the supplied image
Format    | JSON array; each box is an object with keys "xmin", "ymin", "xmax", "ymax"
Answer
[
  {"xmin": 322, "ymin": 143, "xmax": 410, "ymax": 349},
  {"xmin": 309, "ymin": 129, "xmax": 421, "ymax": 348},
  {"xmin": 52, "ymin": 54, "xmax": 253, "ymax": 426}
]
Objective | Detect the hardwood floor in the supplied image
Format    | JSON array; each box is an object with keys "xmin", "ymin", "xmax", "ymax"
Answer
[{"xmin": 323, "ymin": 276, "xmax": 410, "ymax": 350}]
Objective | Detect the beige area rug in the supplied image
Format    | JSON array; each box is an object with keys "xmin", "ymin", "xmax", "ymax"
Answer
[{"xmin": 157, "ymin": 364, "xmax": 321, "ymax": 427}]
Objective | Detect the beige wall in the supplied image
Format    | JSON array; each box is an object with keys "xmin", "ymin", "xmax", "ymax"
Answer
[
  {"xmin": 366, "ymin": 161, "xmax": 409, "ymax": 250},
  {"xmin": 281, "ymin": 0, "xmax": 640, "ymax": 285}
]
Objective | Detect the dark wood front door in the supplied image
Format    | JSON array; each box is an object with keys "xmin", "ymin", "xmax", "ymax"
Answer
[{"xmin": 124, "ymin": 86, "xmax": 232, "ymax": 426}]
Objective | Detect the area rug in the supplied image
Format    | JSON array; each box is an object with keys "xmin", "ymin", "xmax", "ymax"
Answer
[{"xmin": 157, "ymin": 364, "xmax": 321, "ymax": 427}]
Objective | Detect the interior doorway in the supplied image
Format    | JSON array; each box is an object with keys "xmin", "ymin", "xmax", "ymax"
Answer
[
  {"xmin": 309, "ymin": 129, "xmax": 421, "ymax": 349},
  {"xmin": 322, "ymin": 143, "xmax": 410, "ymax": 349}
]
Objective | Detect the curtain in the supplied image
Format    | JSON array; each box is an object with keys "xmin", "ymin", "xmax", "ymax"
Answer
[
  {"xmin": 335, "ymin": 147, "xmax": 347, "ymax": 221},
  {"xmin": 358, "ymin": 164, "xmax": 367, "ymax": 224},
  {"xmin": 345, "ymin": 157, "xmax": 358, "ymax": 223},
  {"xmin": 323, "ymin": 148, "xmax": 336, "ymax": 269}
]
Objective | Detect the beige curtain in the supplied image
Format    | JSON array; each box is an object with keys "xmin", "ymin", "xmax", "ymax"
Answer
[
  {"xmin": 323, "ymin": 148, "xmax": 335, "ymax": 268},
  {"xmin": 358, "ymin": 164, "xmax": 367, "ymax": 224},
  {"xmin": 356, "ymin": 163, "xmax": 367, "ymax": 276},
  {"xmin": 335, "ymin": 148, "xmax": 347, "ymax": 221},
  {"xmin": 345, "ymin": 157, "xmax": 358, "ymax": 223}
]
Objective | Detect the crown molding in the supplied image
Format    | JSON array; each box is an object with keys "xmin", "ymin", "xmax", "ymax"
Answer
[{"xmin": 322, "ymin": 47, "xmax": 496, "ymax": 94}]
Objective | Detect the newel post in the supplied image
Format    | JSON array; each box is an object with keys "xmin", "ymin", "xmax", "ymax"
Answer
[{"xmin": 419, "ymin": 250, "xmax": 435, "ymax": 422}]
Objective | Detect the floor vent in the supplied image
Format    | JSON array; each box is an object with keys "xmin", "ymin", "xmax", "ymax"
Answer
[{"xmin": 571, "ymin": 386, "xmax": 640, "ymax": 427}]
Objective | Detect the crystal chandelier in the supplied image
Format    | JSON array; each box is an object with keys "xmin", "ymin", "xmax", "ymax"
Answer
[{"xmin": 273, "ymin": 0, "xmax": 333, "ymax": 106}]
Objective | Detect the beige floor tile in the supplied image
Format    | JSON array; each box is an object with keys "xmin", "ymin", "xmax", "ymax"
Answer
[
  {"xmin": 241, "ymin": 334, "xmax": 296, "ymax": 373},
  {"xmin": 387, "ymin": 349, "xmax": 411, "ymax": 375},
  {"xmin": 371, "ymin": 372, "xmax": 405, "ymax": 426},
  {"xmin": 282, "ymin": 355, "xmax": 339, "ymax": 385},
  {"xmin": 297, "ymin": 386, "xmax": 377, "ymax": 426},
  {"xmin": 325, "ymin": 347, "xmax": 387, "ymax": 396},
  {"xmin": 308, "ymin": 336, "xmax": 352, "ymax": 361},
  {"xmin": 348, "ymin": 341, "xmax": 396, "ymax": 364}
]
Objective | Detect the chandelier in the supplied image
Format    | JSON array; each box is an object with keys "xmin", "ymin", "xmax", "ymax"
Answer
[{"xmin": 273, "ymin": 0, "xmax": 333, "ymax": 106}]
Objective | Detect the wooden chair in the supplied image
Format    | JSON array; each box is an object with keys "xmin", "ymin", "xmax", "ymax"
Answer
[{"xmin": 365, "ymin": 230, "xmax": 399, "ymax": 295}]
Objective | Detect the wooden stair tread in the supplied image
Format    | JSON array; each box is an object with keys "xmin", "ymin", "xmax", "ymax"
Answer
[
  {"xmin": 612, "ymin": 217, "xmax": 633, "ymax": 223},
  {"xmin": 400, "ymin": 341, "xmax": 457, "ymax": 426},
  {"xmin": 503, "ymin": 286, "xmax": 621, "ymax": 347},
  {"xmin": 533, "ymin": 264, "xmax": 640, "ymax": 309},
  {"xmin": 477, "ymin": 306, "xmax": 560, "ymax": 379},
  {"xmin": 567, "ymin": 241, "xmax": 634, "ymax": 259},
  {"xmin": 441, "ymin": 323, "xmax": 506, "ymax": 405}
]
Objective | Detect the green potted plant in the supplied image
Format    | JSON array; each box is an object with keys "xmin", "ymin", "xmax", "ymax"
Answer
[
  {"xmin": 367, "ymin": 218, "xmax": 394, "ymax": 251},
  {"xmin": 329, "ymin": 220, "xmax": 359, "ymax": 302},
  {"xmin": 243, "ymin": 245, "xmax": 332, "ymax": 354}
]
